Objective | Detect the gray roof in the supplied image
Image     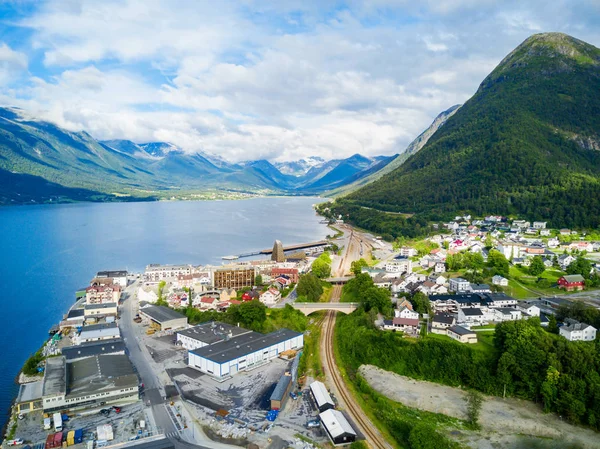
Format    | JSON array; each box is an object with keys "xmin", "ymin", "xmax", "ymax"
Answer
[
  {"xmin": 84, "ymin": 302, "xmax": 117, "ymax": 310},
  {"xmin": 270, "ymin": 375, "xmax": 292, "ymax": 402},
  {"xmin": 67, "ymin": 309, "xmax": 85, "ymax": 319},
  {"xmin": 448, "ymin": 325, "xmax": 476, "ymax": 336},
  {"xmin": 62, "ymin": 338, "xmax": 125, "ymax": 361},
  {"xmin": 319, "ymin": 409, "xmax": 356, "ymax": 438},
  {"xmin": 97, "ymin": 271, "xmax": 128, "ymax": 277},
  {"xmin": 177, "ymin": 321, "xmax": 252, "ymax": 345},
  {"xmin": 67, "ymin": 354, "xmax": 137, "ymax": 398},
  {"xmin": 562, "ymin": 322, "xmax": 595, "ymax": 332},
  {"xmin": 141, "ymin": 305, "xmax": 186, "ymax": 323},
  {"xmin": 16, "ymin": 381, "xmax": 43, "ymax": 403},
  {"xmin": 562, "ymin": 274, "xmax": 585, "ymax": 283},
  {"xmin": 470, "ymin": 284, "xmax": 490, "ymax": 290},
  {"xmin": 461, "ymin": 308, "xmax": 483, "ymax": 316},
  {"xmin": 81, "ymin": 322, "xmax": 118, "ymax": 332},
  {"xmin": 191, "ymin": 328, "xmax": 302, "ymax": 364},
  {"xmin": 432, "ymin": 313, "xmax": 455, "ymax": 325},
  {"xmin": 42, "ymin": 357, "xmax": 66, "ymax": 397}
]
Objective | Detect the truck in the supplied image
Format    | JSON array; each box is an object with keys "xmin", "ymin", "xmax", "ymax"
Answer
[
  {"xmin": 44, "ymin": 417, "xmax": 52, "ymax": 430},
  {"xmin": 53, "ymin": 413, "xmax": 63, "ymax": 432}
]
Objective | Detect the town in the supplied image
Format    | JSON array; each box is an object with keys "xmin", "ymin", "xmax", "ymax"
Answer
[{"xmin": 6, "ymin": 215, "xmax": 600, "ymax": 449}]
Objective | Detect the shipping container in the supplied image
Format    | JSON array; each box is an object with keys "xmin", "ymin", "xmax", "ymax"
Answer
[
  {"xmin": 53, "ymin": 432, "xmax": 63, "ymax": 447},
  {"xmin": 74, "ymin": 430, "xmax": 83, "ymax": 444},
  {"xmin": 45, "ymin": 434, "xmax": 54, "ymax": 449}
]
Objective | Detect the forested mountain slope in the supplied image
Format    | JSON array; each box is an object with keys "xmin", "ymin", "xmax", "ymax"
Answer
[{"xmin": 343, "ymin": 33, "xmax": 600, "ymax": 228}]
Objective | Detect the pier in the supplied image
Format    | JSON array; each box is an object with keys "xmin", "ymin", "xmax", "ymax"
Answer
[{"xmin": 223, "ymin": 240, "xmax": 329, "ymax": 259}]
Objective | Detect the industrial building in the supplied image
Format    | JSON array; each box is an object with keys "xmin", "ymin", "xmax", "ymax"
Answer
[
  {"xmin": 84, "ymin": 302, "xmax": 118, "ymax": 318},
  {"xmin": 188, "ymin": 328, "xmax": 303, "ymax": 379},
  {"xmin": 270, "ymin": 374, "xmax": 293, "ymax": 410},
  {"xmin": 310, "ymin": 381, "xmax": 335, "ymax": 412},
  {"xmin": 77, "ymin": 322, "xmax": 121, "ymax": 344},
  {"xmin": 41, "ymin": 354, "xmax": 138, "ymax": 413},
  {"xmin": 176, "ymin": 321, "xmax": 252, "ymax": 350},
  {"xmin": 15, "ymin": 381, "xmax": 43, "ymax": 414},
  {"xmin": 96, "ymin": 271, "xmax": 128, "ymax": 287},
  {"xmin": 319, "ymin": 409, "xmax": 357, "ymax": 445},
  {"xmin": 213, "ymin": 266, "xmax": 255, "ymax": 290},
  {"xmin": 140, "ymin": 305, "xmax": 188, "ymax": 331},
  {"xmin": 62, "ymin": 338, "xmax": 126, "ymax": 361}
]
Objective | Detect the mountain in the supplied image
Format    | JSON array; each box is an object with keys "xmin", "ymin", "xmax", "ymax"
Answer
[
  {"xmin": 274, "ymin": 157, "xmax": 326, "ymax": 176},
  {"xmin": 342, "ymin": 32, "xmax": 600, "ymax": 229},
  {"xmin": 0, "ymin": 107, "xmax": 394, "ymax": 203},
  {"xmin": 326, "ymin": 104, "xmax": 461, "ymax": 197}
]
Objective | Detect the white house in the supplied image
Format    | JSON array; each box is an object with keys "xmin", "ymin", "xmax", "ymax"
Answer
[
  {"xmin": 559, "ymin": 254, "xmax": 575, "ymax": 270},
  {"xmin": 449, "ymin": 278, "xmax": 470, "ymax": 293},
  {"xmin": 385, "ymin": 258, "xmax": 412, "ymax": 274},
  {"xmin": 434, "ymin": 262, "xmax": 446, "ymax": 273},
  {"xmin": 395, "ymin": 306, "xmax": 419, "ymax": 320},
  {"xmin": 399, "ymin": 247, "xmax": 417, "ymax": 257},
  {"xmin": 429, "ymin": 275, "xmax": 447, "ymax": 285},
  {"xmin": 447, "ymin": 325, "xmax": 478, "ymax": 344},
  {"xmin": 138, "ymin": 286, "xmax": 158, "ymax": 304},
  {"xmin": 540, "ymin": 229, "xmax": 551, "ymax": 237},
  {"xmin": 548, "ymin": 238, "xmax": 560, "ymax": 248},
  {"xmin": 560, "ymin": 322, "xmax": 597, "ymax": 342},
  {"xmin": 492, "ymin": 275, "xmax": 509, "ymax": 287},
  {"xmin": 431, "ymin": 313, "xmax": 456, "ymax": 335},
  {"xmin": 457, "ymin": 307, "xmax": 485, "ymax": 325},
  {"xmin": 516, "ymin": 304, "xmax": 540, "ymax": 317},
  {"xmin": 533, "ymin": 221, "xmax": 547, "ymax": 229},
  {"xmin": 492, "ymin": 308, "xmax": 522, "ymax": 322},
  {"xmin": 260, "ymin": 288, "xmax": 282, "ymax": 307}
]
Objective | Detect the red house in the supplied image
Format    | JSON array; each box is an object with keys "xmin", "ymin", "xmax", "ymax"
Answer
[{"xmin": 558, "ymin": 275, "xmax": 585, "ymax": 291}]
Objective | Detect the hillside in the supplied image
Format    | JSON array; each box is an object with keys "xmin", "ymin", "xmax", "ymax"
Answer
[
  {"xmin": 327, "ymin": 104, "xmax": 461, "ymax": 197},
  {"xmin": 341, "ymin": 32, "xmax": 600, "ymax": 229}
]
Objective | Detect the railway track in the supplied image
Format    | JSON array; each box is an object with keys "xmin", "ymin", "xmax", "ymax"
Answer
[
  {"xmin": 319, "ymin": 228, "xmax": 390, "ymax": 449},
  {"xmin": 321, "ymin": 309, "xmax": 390, "ymax": 449}
]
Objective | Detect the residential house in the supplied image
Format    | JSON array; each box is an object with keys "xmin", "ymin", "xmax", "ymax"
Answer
[
  {"xmin": 399, "ymin": 247, "xmax": 418, "ymax": 257},
  {"xmin": 199, "ymin": 297, "xmax": 219, "ymax": 310},
  {"xmin": 548, "ymin": 238, "xmax": 560, "ymax": 248},
  {"xmin": 431, "ymin": 284, "xmax": 449, "ymax": 295},
  {"xmin": 260, "ymin": 288, "xmax": 282, "ymax": 307},
  {"xmin": 457, "ymin": 308, "xmax": 485, "ymax": 325},
  {"xmin": 271, "ymin": 267, "xmax": 299, "ymax": 283},
  {"xmin": 533, "ymin": 221, "xmax": 547, "ymax": 229},
  {"xmin": 559, "ymin": 321, "xmax": 597, "ymax": 342},
  {"xmin": 373, "ymin": 273, "xmax": 393, "ymax": 289},
  {"xmin": 492, "ymin": 308, "xmax": 522, "ymax": 322},
  {"xmin": 447, "ymin": 325, "xmax": 478, "ymax": 344},
  {"xmin": 481, "ymin": 293, "xmax": 517, "ymax": 308},
  {"xmin": 385, "ymin": 257, "xmax": 412, "ymax": 274},
  {"xmin": 540, "ymin": 229, "xmax": 551, "ymax": 237},
  {"xmin": 497, "ymin": 242, "xmax": 526, "ymax": 259},
  {"xmin": 417, "ymin": 281, "xmax": 438, "ymax": 295},
  {"xmin": 85, "ymin": 285, "xmax": 121, "ymax": 305},
  {"xmin": 428, "ymin": 275, "xmax": 447, "ymax": 285},
  {"xmin": 560, "ymin": 229, "xmax": 571, "ymax": 236},
  {"xmin": 516, "ymin": 304, "xmax": 541, "ymax": 317},
  {"xmin": 492, "ymin": 275, "xmax": 509, "ymax": 287},
  {"xmin": 390, "ymin": 317, "xmax": 420, "ymax": 334},
  {"xmin": 569, "ymin": 242, "xmax": 594, "ymax": 253},
  {"xmin": 449, "ymin": 278, "xmax": 470, "ymax": 293},
  {"xmin": 434, "ymin": 262, "xmax": 446, "ymax": 273},
  {"xmin": 558, "ymin": 275, "xmax": 585, "ymax": 291},
  {"xmin": 431, "ymin": 313, "xmax": 456, "ymax": 335},
  {"xmin": 395, "ymin": 306, "xmax": 419, "ymax": 320}
]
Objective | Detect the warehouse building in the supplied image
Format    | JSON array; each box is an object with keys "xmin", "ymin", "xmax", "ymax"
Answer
[
  {"xmin": 176, "ymin": 321, "xmax": 252, "ymax": 350},
  {"xmin": 96, "ymin": 271, "xmax": 128, "ymax": 287},
  {"xmin": 84, "ymin": 302, "xmax": 118, "ymax": 318},
  {"xmin": 310, "ymin": 381, "xmax": 335, "ymax": 412},
  {"xmin": 270, "ymin": 374, "xmax": 293, "ymax": 410},
  {"xmin": 140, "ymin": 305, "xmax": 188, "ymax": 331},
  {"xmin": 42, "ymin": 354, "xmax": 139, "ymax": 413},
  {"xmin": 77, "ymin": 322, "xmax": 121, "ymax": 344},
  {"xmin": 15, "ymin": 381, "xmax": 43, "ymax": 414},
  {"xmin": 62, "ymin": 338, "xmax": 126, "ymax": 362},
  {"xmin": 319, "ymin": 409, "xmax": 357, "ymax": 445},
  {"xmin": 188, "ymin": 328, "xmax": 303, "ymax": 379}
]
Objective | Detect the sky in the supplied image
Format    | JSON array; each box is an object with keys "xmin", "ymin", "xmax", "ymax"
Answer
[{"xmin": 0, "ymin": 1, "xmax": 599, "ymax": 163}]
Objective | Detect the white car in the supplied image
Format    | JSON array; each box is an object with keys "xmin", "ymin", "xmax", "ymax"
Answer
[{"xmin": 7, "ymin": 439, "xmax": 24, "ymax": 446}]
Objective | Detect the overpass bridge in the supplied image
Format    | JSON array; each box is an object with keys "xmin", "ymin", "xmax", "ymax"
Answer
[
  {"xmin": 325, "ymin": 276, "xmax": 354, "ymax": 285},
  {"xmin": 291, "ymin": 302, "xmax": 359, "ymax": 315}
]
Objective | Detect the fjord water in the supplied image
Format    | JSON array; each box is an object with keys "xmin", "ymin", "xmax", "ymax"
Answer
[{"xmin": 0, "ymin": 197, "xmax": 329, "ymax": 421}]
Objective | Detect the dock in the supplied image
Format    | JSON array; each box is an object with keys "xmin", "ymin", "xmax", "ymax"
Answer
[{"xmin": 223, "ymin": 240, "xmax": 329, "ymax": 260}]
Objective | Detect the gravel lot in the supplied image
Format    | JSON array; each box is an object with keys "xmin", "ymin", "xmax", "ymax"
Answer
[{"xmin": 360, "ymin": 364, "xmax": 600, "ymax": 449}]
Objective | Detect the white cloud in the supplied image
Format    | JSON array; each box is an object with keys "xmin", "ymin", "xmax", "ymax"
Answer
[
  {"xmin": 0, "ymin": 43, "xmax": 28, "ymax": 86},
  {"xmin": 2, "ymin": 0, "xmax": 599, "ymax": 163}
]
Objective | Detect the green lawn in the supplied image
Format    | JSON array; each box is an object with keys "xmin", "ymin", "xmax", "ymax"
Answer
[{"xmin": 425, "ymin": 331, "xmax": 495, "ymax": 354}]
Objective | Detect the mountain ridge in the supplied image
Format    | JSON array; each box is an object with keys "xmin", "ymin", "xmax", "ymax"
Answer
[{"xmin": 338, "ymin": 32, "xmax": 600, "ymax": 229}]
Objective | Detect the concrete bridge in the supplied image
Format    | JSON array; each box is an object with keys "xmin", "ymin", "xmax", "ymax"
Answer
[
  {"xmin": 325, "ymin": 276, "xmax": 354, "ymax": 285},
  {"xmin": 291, "ymin": 302, "xmax": 359, "ymax": 315}
]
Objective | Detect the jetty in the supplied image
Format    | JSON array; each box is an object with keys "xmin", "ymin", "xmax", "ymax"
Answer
[{"xmin": 223, "ymin": 240, "xmax": 329, "ymax": 260}]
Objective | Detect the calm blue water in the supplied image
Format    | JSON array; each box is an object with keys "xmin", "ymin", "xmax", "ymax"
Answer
[{"xmin": 0, "ymin": 197, "xmax": 328, "ymax": 422}]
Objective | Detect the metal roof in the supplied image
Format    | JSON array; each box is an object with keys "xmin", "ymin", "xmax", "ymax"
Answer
[
  {"xmin": 448, "ymin": 325, "xmax": 476, "ymax": 336},
  {"xmin": 319, "ymin": 409, "xmax": 356, "ymax": 438},
  {"xmin": 67, "ymin": 354, "xmax": 137, "ymax": 398},
  {"xmin": 309, "ymin": 381, "xmax": 334, "ymax": 408},
  {"xmin": 16, "ymin": 381, "xmax": 43, "ymax": 403},
  {"xmin": 140, "ymin": 305, "xmax": 187, "ymax": 323},
  {"xmin": 191, "ymin": 328, "xmax": 302, "ymax": 364},
  {"xmin": 84, "ymin": 302, "xmax": 117, "ymax": 310},
  {"xmin": 42, "ymin": 357, "xmax": 66, "ymax": 397},
  {"xmin": 62, "ymin": 338, "xmax": 125, "ymax": 361},
  {"xmin": 97, "ymin": 271, "xmax": 128, "ymax": 277},
  {"xmin": 270, "ymin": 375, "xmax": 292, "ymax": 402},
  {"xmin": 177, "ymin": 321, "xmax": 252, "ymax": 345}
]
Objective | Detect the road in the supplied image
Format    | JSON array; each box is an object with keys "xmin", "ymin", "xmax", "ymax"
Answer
[
  {"xmin": 320, "ymin": 225, "xmax": 391, "ymax": 448},
  {"xmin": 119, "ymin": 280, "xmax": 223, "ymax": 449}
]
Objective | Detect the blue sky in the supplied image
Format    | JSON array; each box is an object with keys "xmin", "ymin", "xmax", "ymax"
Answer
[{"xmin": 0, "ymin": 0, "xmax": 599, "ymax": 162}]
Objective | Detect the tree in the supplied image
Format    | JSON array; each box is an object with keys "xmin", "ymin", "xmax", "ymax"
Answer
[
  {"xmin": 351, "ymin": 258, "xmax": 369, "ymax": 276},
  {"xmin": 297, "ymin": 274, "xmax": 323, "ymax": 302},
  {"xmin": 311, "ymin": 258, "xmax": 331, "ymax": 278},
  {"xmin": 529, "ymin": 256, "xmax": 545, "ymax": 276},
  {"xmin": 410, "ymin": 292, "xmax": 431, "ymax": 316},
  {"xmin": 156, "ymin": 280, "xmax": 168, "ymax": 306},
  {"xmin": 567, "ymin": 256, "xmax": 592, "ymax": 278},
  {"xmin": 488, "ymin": 249, "xmax": 509, "ymax": 278},
  {"xmin": 465, "ymin": 390, "xmax": 483, "ymax": 428},
  {"xmin": 547, "ymin": 314, "xmax": 559, "ymax": 334},
  {"xmin": 255, "ymin": 274, "xmax": 263, "ymax": 286},
  {"xmin": 408, "ymin": 423, "xmax": 439, "ymax": 449},
  {"xmin": 361, "ymin": 286, "xmax": 391, "ymax": 315},
  {"xmin": 227, "ymin": 300, "xmax": 267, "ymax": 330}
]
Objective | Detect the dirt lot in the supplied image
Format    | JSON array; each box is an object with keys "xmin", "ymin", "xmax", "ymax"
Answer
[{"xmin": 359, "ymin": 365, "xmax": 600, "ymax": 449}]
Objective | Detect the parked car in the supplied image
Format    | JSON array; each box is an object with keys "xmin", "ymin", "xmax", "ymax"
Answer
[
  {"xmin": 7, "ymin": 439, "xmax": 24, "ymax": 446},
  {"xmin": 306, "ymin": 419, "xmax": 320, "ymax": 428},
  {"xmin": 100, "ymin": 409, "xmax": 111, "ymax": 416}
]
